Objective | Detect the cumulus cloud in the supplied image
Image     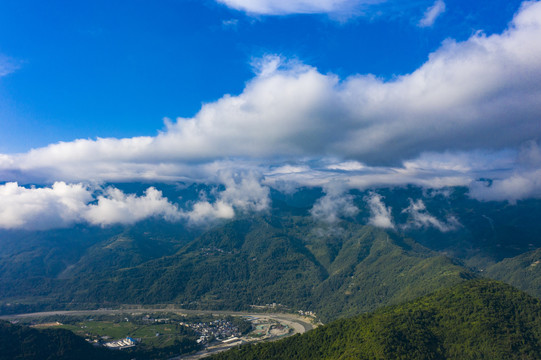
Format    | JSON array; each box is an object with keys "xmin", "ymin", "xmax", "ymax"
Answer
[
  {"xmin": 183, "ymin": 200, "xmax": 235, "ymax": 225},
  {"xmin": 0, "ymin": 2, "xmax": 541, "ymax": 202},
  {"xmin": 310, "ymin": 181, "xmax": 359, "ymax": 223},
  {"xmin": 214, "ymin": 0, "xmax": 368, "ymax": 15},
  {"xmin": 418, "ymin": 0, "xmax": 445, "ymax": 27},
  {"xmin": 85, "ymin": 187, "xmax": 183, "ymax": 226},
  {"xmin": 401, "ymin": 199, "xmax": 460, "ymax": 232},
  {"xmin": 0, "ymin": 182, "xmax": 92, "ymax": 230},
  {"xmin": 365, "ymin": 193, "xmax": 395, "ymax": 229},
  {"xmin": 0, "ymin": 182, "xmax": 182, "ymax": 230},
  {"xmin": 0, "ymin": 176, "xmax": 270, "ymax": 230}
]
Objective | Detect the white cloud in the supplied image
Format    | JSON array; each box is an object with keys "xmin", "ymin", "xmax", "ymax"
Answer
[
  {"xmin": 222, "ymin": 18, "xmax": 239, "ymax": 28},
  {"xmin": 0, "ymin": 174, "xmax": 271, "ymax": 230},
  {"xmin": 469, "ymin": 172, "xmax": 541, "ymax": 203},
  {"xmin": 183, "ymin": 200, "xmax": 235, "ymax": 224},
  {"xmin": 418, "ymin": 0, "xmax": 445, "ymax": 27},
  {"xmin": 401, "ymin": 199, "xmax": 460, "ymax": 232},
  {"xmin": 0, "ymin": 182, "xmax": 183, "ymax": 230},
  {"xmin": 326, "ymin": 161, "xmax": 365, "ymax": 171},
  {"xmin": 85, "ymin": 187, "xmax": 183, "ymax": 226},
  {"xmin": 183, "ymin": 172, "xmax": 270, "ymax": 224},
  {"xmin": 469, "ymin": 168, "xmax": 541, "ymax": 203},
  {"xmin": 0, "ymin": 55, "xmax": 19, "ymax": 77},
  {"xmin": 214, "ymin": 0, "xmax": 368, "ymax": 15},
  {"xmin": 468, "ymin": 141, "xmax": 541, "ymax": 203},
  {"xmin": 267, "ymin": 165, "xmax": 311, "ymax": 176},
  {"xmin": 365, "ymin": 192, "xmax": 395, "ymax": 229},
  {"xmin": 310, "ymin": 181, "xmax": 359, "ymax": 223},
  {"xmin": 0, "ymin": 2, "xmax": 541, "ymax": 203},
  {"xmin": 0, "ymin": 182, "xmax": 91, "ymax": 230},
  {"xmin": 218, "ymin": 172, "xmax": 270, "ymax": 212}
]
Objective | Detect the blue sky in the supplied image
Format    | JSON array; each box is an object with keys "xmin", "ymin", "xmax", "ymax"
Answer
[
  {"xmin": 1, "ymin": 0, "xmax": 541, "ymax": 230},
  {"xmin": 0, "ymin": 0, "xmax": 524, "ymax": 151}
]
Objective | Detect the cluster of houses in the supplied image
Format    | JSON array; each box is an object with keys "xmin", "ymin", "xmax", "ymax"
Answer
[
  {"xmin": 179, "ymin": 319, "xmax": 242, "ymax": 345},
  {"xmin": 297, "ymin": 310, "xmax": 317, "ymax": 317}
]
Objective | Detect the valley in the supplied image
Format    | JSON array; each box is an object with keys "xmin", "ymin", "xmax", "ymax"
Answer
[
  {"xmin": 3, "ymin": 0, "xmax": 541, "ymax": 358},
  {"xmin": 1, "ymin": 307, "xmax": 315, "ymax": 359},
  {"xmin": 2, "ymin": 185, "xmax": 541, "ymax": 359}
]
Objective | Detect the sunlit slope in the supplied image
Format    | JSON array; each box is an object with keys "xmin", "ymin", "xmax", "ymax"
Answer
[
  {"xmin": 59, "ymin": 217, "xmax": 472, "ymax": 321},
  {"xmin": 485, "ymin": 247, "xmax": 541, "ymax": 299},
  {"xmin": 211, "ymin": 280, "xmax": 541, "ymax": 360}
]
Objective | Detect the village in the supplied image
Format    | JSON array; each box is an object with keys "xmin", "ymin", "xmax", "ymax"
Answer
[
  {"xmin": 72, "ymin": 313, "xmax": 300, "ymax": 359},
  {"xmin": 179, "ymin": 318, "xmax": 244, "ymax": 345},
  {"xmin": 4, "ymin": 307, "xmax": 316, "ymax": 359}
]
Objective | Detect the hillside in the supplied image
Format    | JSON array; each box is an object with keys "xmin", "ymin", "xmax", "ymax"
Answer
[
  {"xmin": 485, "ymin": 248, "xmax": 541, "ymax": 299},
  {"xmin": 54, "ymin": 217, "xmax": 472, "ymax": 322},
  {"xmin": 0, "ymin": 320, "xmax": 127, "ymax": 360},
  {"xmin": 2, "ymin": 186, "xmax": 541, "ymax": 323},
  {"xmin": 211, "ymin": 280, "xmax": 541, "ymax": 360}
]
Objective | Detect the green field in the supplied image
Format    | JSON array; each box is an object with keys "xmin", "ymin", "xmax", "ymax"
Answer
[{"xmin": 59, "ymin": 321, "xmax": 188, "ymax": 348}]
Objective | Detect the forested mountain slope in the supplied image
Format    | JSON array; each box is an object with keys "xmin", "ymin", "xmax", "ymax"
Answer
[
  {"xmin": 53, "ymin": 217, "xmax": 471, "ymax": 322},
  {"xmin": 212, "ymin": 280, "xmax": 541, "ymax": 360},
  {"xmin": 0, "ymin": 320, "xmax": 127, "ymax": 360},
  {"xmin": 485, "ymin": 247, "xmax": 541, "ymax": 299},
  {"xmin": 2, "ymin": 185, "xmax": 541, "ymax": 324}
]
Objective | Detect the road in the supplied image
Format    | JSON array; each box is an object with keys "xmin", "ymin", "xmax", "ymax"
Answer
[
  {"xmin": 1, "ymin": 307, "xmax": 316, "ymax": 359},
  {"xmin": 0, "ymin": 308, "xmax": 315, "ymax": 334},
  {"xmin": 169, "ymin": 312, "xmax": 314, "ymax": 360}
]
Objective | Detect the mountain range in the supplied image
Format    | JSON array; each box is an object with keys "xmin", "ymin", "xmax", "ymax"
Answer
[{"xmin": 2, "ymin": 184, "xmax": 541, "ymax": 358}]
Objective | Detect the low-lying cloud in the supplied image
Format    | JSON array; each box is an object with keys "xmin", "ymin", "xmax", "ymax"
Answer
[
  {"xmin": 401, "ymin": 199, "xmax": 461, "ymax": 232},
  {"xmin": 0, "ymin": 182, "xmax": 92, "ymax": 230},
  {"xmin": 0, "ymin": 182, "xmax": 182, "ymax": 230},
  {"xmin": 0, "ymin": 173, "xmax": 271, "ymax": 230},
  {"xmin": 184, "ymin": 172, "xmax": 270, "ymax": 224},
  {"xmin": 468, "ymin": 140, "xmax": 541, "ymax": 203},
  {"xmin": 85, "ymin": 187, "xmax": 183, "ymax": 226},
  {"xmin": 365, "ymin": 193, "xmax": 395, "ymax": 229},
  {"xmin": 310, "ymin": 181, "xmax": 359, "ymax": 223}
]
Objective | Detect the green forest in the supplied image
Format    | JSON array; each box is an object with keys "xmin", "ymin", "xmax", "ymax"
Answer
[
  {"xmin": 3, "ymin": 186, "xmax": 541, "ymax": 359},
  {"xmin": 212, "ymin": 280, "xmax": 541, "ymax": 360}
]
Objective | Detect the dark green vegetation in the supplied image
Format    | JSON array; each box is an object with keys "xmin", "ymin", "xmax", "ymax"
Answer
[
  {"xmin": 1, "ymin": 218, "xmax": 472, "ymax": 322},
  {"xmin": 485, "ymin": 247, "xmax": 541, "ymax": 299},
  {"xmin": 212, "ymin": 280, "xmax": 541, "ymax": 360},
  {"xmin": 1, "ymin": 312, "xmax": 253, "ymax": 360},
  {"xmin": 70, "ymin": 219, "xmax": 473, "ymax": 321},
  {"xmin": 2, "ymin": 186, "xmax": 541, "ymax": 322},
  {"xmin": 2, "ymin": 185, "xmax": 541, "ymax": 358},
  {"xmin": 57, "ymin": 318, "xmax": 200, "ymax": 359},
  {"xmin": 0, "ymin": 320, "xmax": 128, "ymax": 360},
  {"xmin": 2, "ymin": 312, "xmax": 211, "ymax": 360}
]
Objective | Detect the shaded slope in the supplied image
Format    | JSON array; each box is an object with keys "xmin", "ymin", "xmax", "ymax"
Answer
[
  {"xmin": 0, "ymin": 320, "xmax": 127, "ymax": 360},
  {"xmin": 211, "ymin": 280, "xmax": 541, "ymax": 360}
]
